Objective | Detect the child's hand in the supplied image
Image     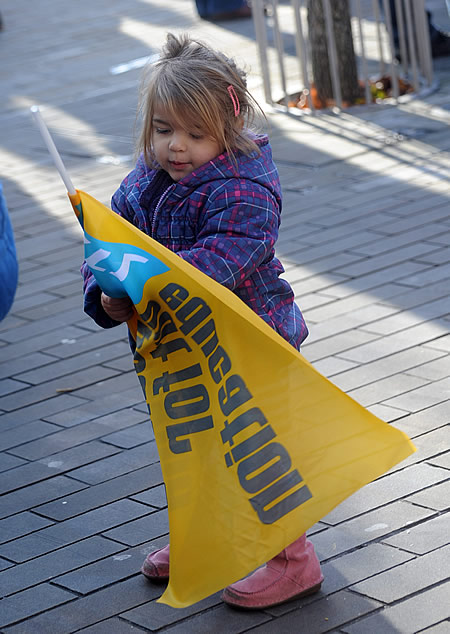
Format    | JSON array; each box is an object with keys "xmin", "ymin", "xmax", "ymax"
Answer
[{"xmin": 101, "ymin": 293, "xmax": 134, "ymax": 322}]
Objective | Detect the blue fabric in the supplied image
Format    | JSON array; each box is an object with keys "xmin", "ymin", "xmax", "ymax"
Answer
[
  {"xmin": 195, "ymin": 0, "xmax": 248, "ymax": 18},
  {"xmin": 82, "ymin": 135, "xmax": 308, "ymax": 349},
  {"xmin": 0, "ymin": 182, "xmax": 18, "ymax": 321}
]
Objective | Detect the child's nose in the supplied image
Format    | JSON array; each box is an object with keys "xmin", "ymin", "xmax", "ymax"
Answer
[{"xmin": 169, "ymin": 133, "xmax": 186, "ymax": 152}]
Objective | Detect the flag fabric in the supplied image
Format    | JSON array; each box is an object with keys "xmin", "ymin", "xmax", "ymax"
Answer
[{"xmin": 71, "ymin": 189, "xmax": 416, "ymax": 608}]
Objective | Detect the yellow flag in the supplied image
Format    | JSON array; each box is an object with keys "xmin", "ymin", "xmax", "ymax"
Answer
[{"xmin": 71, "ymin": 190, "xmax": 415, "ymax": 608}]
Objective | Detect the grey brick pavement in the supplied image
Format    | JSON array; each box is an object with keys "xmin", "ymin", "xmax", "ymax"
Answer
[{"xmin": 0, "ymin": 0, "xmax": 449, "ymax": 631}]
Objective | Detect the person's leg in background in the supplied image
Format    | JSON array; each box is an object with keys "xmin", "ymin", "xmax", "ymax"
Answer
[
  {"xmin": 194, "ymin": 0, "xmax": 251, "ymax": 21},
  {"xmin": 387, "ymin": 0, "xmax": 450, "ymax": 58}
]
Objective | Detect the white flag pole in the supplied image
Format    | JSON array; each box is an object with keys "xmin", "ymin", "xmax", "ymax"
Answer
[{"xmin": 30, "ymin": 105, "xmax": 77, "ymax": 196}]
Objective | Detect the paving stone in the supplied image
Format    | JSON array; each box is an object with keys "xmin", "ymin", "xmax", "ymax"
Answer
[
  {"xmin": 408, "ymin": 354, "xmax": 450, "ymax": 381},
  {"xmin": 0, "ymin": 462, "xmax": 71, "ymax": 496},
  {"xmin": 366, "ymin": 403, "xmax": 408, "ymax": 422},
  {"xmin": 406, "ymin": 479, "xmax": 450, "ymax": 511},
  {"xmin": 393, "ymin": 402, "xmax": 449, "ymax": 437},
  {"xmin": 100, "ymin": 355, "xmax": 134, "ymax": 372},
  {"xmin": 45, "ymin": 327, "xmax": 129, "ymax": 360},
  {"xmin": 103, "ymin": 508, "xmax": 169, "ymax": 546},
  {"xmin": 72, "ymin": 371, "xmax": 140, "ymax": 402},
  {"xmin": 350, "ymin": 543, "xmax": 450, "ymax": 603},
  {"xmin": 251, "ymin": 590, "xmax": 381, "ymax": 633},
  {"xmin": 122, "ymin": 593, "xmax": 222, "ymax": 631},
  {"xmin": 303, "ymin": 330, "xmax": 379, "ymax": 363},
  {"xmin": 378, "ymin": 278, "xmax": 449, "ymax": 313},
  {"xmin": 75, "ymin": 618, "xmax": 142, "ymax": 633},
  {"xmin": 3, "ymin": 576, "xmax": 161, "ymax": 633},
  {"xmin": 396, "ymin": 261, "xmax": 450, "ymax": 288},
  {"xmin": 0, "ymin": 394, "xmax": 88, "ymax": 432},
  {"xmin": 378, "ymin": 203, "xmax": 450, "ymax": 236},
  {"xmin": 68, "ymin": 442, "xmax": 160, "ymax": 485},
  {"xmin": 345, "ymin": 222, "xmax": 448, "ymax": 258},
  {"xmin": 0, "ymin": 499, "xmax": 149, "ymax": 562},
  {"xmin": 419, "ymin": 622, "xmax": 450, "ymax": 633},
  {"xmin": 384, "ymin": 377, "xmax": 450, "ymax": 412},
  {"xmin": 16, "ymin": 294, "xmax": 83, "ymax": 322},
  {"xmin": 390, "ymin": 425, "xmax": 449, "ymax": 472},
  {"xmin": 0, "ymin": 557, "xmax": 14, "ymax": 571},
  {"xmin": 0, "ymin": 512, "xmax": 54, "ymax": 544},
  {"xmin": 0, "ymin": 352, "xmax": 55, "ymax": 381},
  {"xmin": 38, "ymin": 438, "xmax": 122, "ymax": 469},
  {"xmin": 131, "ymin": 484, "xmax": 167, "ymax": 509},
  {"xmin": 313, "ymin": 501, "xmax": 434, "ymax": 561},
  {"xmin": 10, "ymin": 415, "xmax": 150, "ymax": 461},
  {"xmin": 361, "ymin": 297, "xmax": 450, "ymax": 337},
  {"xmin": 17, "ymin": 342, "xmax": 129, "ymax": 385},
  {"xmin": 311, "ymin": 356, "xmax": 358, "ymax": 377},
  {"xmin": 417, "ymin": 245, "xmax": 450, "ymax": 266},
  {"xmin": 338, "ymin": 320, "xmax": 449, "ymax": 364},
  {"xmin": 318, "ymin": 542, "xmax": 414, "ymax": 597},
  {"xmin": 0, "ymin": 365, "xmax": 121, "ymax": 412},
  {"xmin": 0, "ymin": 536, "xmax": 124, "ymax": 597},
  {"xmin": 334, "ymin": 241, "xmax": 437, "ymax": 278},
  {"xmin": 34, "ymin": 463, "xmax": 163, "ymax": 521},
  {"xmin": 284, "ymin": 218, "xmax": 374, "ymax": 252},
  {"xmin": 286, "ymin": 252, "xmax": 364, "ymax": 282},
  {"xmin": 0, "ymin": 583, "xmax": 76, "ymax": 628},
  {"xmin": 342, "ymin": 582, "xmax": 450, "ymax": 633},
  {"xmin": 102, "ymin": 422, "xmax": 155, "ymax": 448},
  {"xmin": 322, "ymin": 463, "xmax": 449, "ymax": 525},
  {"xmin": 0, "ymin": 312, "xmax": 89, "ymax": 345},
  {"xmin": 159, "ymin": 603, "xmax": 271, "ymax": 633},
  {"xmin": 307, "ymin": 304, "xmax": 398, "ymax": 342},
  {"xmin": 52, "ymin": 538, "xmax": 166, "ymax": 595},
  {"xmin": 347, "ymin": 373, "xmax": 428, "ymax": 408},
  {"xmin": 0, "ymin": 475, "xmax": 88, "ymax": 520},
  {"xmin": 428, "ymin": 452, "xmax": 450, "ymax": 470},
  {"xmin": 0, "ymin": 420, "xmax": 61, "ymax": 452},
  {"xmin": 0, "ymin": 453, "xmax": 27, "ymax": 472},
  {"xmin": 324, "ymin": 261, "xmax": 430, "ymax": 299},
  {"xmin": 304, "ymin": 283, "xmax": 416, "ymax": 323},
  {"xmin": 42, "ymin": 392, "xmax": 145, "ymax": 428},
  {"xmin": 425, "ymin": 333, "xmax": 450, "ymax": 353},
  {"xmin": 0, "ymin": 378, "xmax": 30, "ymax": 397},
  {"xmin": 383, "ymin": 512, "xmax": 450, "ymax": 554}
]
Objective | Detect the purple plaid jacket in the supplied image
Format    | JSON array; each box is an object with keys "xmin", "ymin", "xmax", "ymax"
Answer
[{"xmin": 82, "ymin": 135, "xmax": 308, "ymax": 349}]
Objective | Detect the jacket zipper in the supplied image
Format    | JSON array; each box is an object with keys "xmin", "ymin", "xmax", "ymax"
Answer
[{"xmin": 151, "ymin": 184, "xmax": 175, "ymax": 237}]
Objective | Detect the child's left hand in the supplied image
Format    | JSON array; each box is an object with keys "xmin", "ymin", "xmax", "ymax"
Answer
[{"xmin": 101, "ymin": 292, "xmax": 134, "ymax": 322}]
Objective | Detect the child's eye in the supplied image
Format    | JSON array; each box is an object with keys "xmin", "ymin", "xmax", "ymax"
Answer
[
  {"xmin": 190, "ymin": 132, "xmax": 204, "ymax": 140},
  {"xmin": 155, "ymin": 127, "xmax": 170, "ymax": 134}
]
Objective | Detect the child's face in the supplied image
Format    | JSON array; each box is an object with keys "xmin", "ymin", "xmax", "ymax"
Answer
[{"xmin": 152, "ymin": 108, "xmax": 224, "ymax": 182}]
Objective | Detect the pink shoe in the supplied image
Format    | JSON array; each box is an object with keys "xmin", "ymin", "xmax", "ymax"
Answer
[
  {"xmin": 141, "ymin": 544, "xmax": 170, "ymax": 582},
  {"xmin": 222, "ymin": 534, "xmax": 323, "ymax": 609}
]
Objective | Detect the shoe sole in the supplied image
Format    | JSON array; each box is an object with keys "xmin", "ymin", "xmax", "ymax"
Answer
[
  {"xmin": 222, "ymin": 581, "xmax": 322, "ymax": 610},
  {"xmin": 140, "ymin": 566, "xmax": 169, "ymax": 583}
]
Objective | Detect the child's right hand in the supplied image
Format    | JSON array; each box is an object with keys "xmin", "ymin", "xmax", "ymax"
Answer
[{"xmin": 101, "ymin": 292, "xmax": 134, "ymax": 322}]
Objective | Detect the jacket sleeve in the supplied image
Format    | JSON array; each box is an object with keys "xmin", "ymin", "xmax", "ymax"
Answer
[{"xmin": 176, "ymin": 183, "xmax": 280, "ymax": 290}]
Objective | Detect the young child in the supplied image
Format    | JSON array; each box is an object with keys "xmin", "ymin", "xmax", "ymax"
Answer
[{"xmin": 82, "ymin": 32, "xmax": 323, "ymax": 610}]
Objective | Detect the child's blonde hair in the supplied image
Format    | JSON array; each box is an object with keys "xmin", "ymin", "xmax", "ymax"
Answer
[{"xmin": 138, "ymin": 33, "xmax": 263, "ymax": 167}]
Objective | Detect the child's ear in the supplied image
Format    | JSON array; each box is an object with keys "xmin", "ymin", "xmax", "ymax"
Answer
[{"xmin": 236, "ymin": 115, "xmax": 245, "ymax": 131}]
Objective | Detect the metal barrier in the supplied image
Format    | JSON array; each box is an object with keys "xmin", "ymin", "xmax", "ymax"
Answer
[{"xmin": 252, "ymin": 0, "xmax": 434, "ymax": 111}]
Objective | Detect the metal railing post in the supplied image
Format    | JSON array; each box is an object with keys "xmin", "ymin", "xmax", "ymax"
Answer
[{"xmin": 322, "ymin": 0, "xmax": 342, "ymax": 109}]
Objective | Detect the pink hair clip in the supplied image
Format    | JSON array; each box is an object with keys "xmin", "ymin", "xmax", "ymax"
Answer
[{"xmin": 227, "ymin": 85, "xmax": 240, "ymax": 117}]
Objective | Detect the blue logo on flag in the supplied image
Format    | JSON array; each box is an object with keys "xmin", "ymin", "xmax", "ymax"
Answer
[{"xmin": 84, "ymin": 232, "xmax": 169, "ymax": 303}]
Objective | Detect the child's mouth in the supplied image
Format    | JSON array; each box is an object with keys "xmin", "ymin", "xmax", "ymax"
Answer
[{"xmin": 169, "ymin": 161, "xmax": 189, "ymax": 169}]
